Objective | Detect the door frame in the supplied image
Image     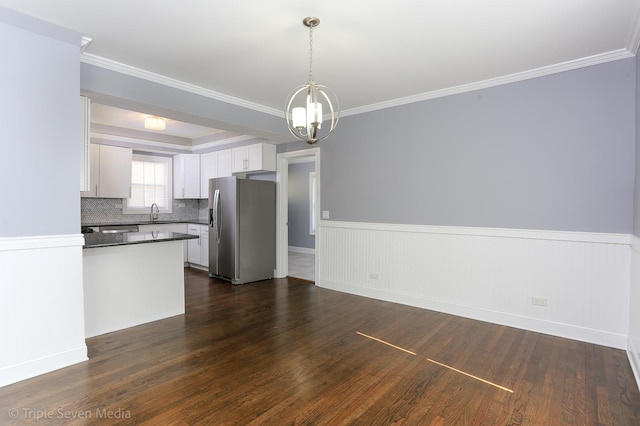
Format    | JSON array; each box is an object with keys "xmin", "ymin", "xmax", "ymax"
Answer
[{"xmin": 275, "ymin": 148, "xmax": 320, "ymax": 280}]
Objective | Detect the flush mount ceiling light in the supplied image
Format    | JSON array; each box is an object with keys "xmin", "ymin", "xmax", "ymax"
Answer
[
  {"xmin": 285, "ymin": 17, "xmax": 339, "ymax": 144},
  {"xmin": 144, "ymin": 116, "xmax": 166, "ymax": 130}
]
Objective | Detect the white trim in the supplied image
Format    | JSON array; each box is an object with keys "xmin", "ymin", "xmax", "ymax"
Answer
[
  {"xmin": 627, "ymin": 6, "xmax": 640, "ymax": 54},
  {"xmin": 320, "ymin": 220, "xmax": 631, "ymax": 245},
  {"xmin": 83, "ymin": 49, "xmax": 634, "ymax": 120},
  {"xmin": 289, "ymin": 246, "xmax": 315, "ymax": 255},
  {"xmin": 91, "ymin": 132, "xmax": 258, "ymax": 154},
  {"xmin": 317, "ymin": 220, "xmax": 631, "ymax": 349},
  {"xmin": 341, "ymin": 49, "xmax": 634, "ymax": 117},
  {"xmin": 0, "ymin": 234, "xmax": 87, "ymax": 387},
  {"xmin": 275, "ymin": 148, "xmax": 320, "ymax": 280},
  {"xmin": 309, "ymin": 171, "xmax": 316, "ymax": 236},
  {"xmin": 0, "ymin": 346, "xmax": 88, "ymax": 388},
  {"xmin": 629, "ymin": 337, "xmax": 640, "ymax": 391},
  {"xmin": 0, "ymin": 234, "xmax": 85, "ymax": 251},
  {"xmin": 321, "ymin": 278, "xmax": 628, "ymax": 349},
  {"xmin": 191, "ymin": 135, "xmax": 256, "ymax": 152},
  {"xmin": 81, "ymin": 53, "xmax": 283, "ymax": 117}
]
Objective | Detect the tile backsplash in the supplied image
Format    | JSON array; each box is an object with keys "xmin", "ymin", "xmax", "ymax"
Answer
[{"xmin": 81, "ymin": 198, "xmax": 209, "ymax": 225}]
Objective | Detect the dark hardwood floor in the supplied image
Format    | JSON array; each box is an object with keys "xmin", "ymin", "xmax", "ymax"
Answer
[{"xmin": 2, "ymin": 268, "xmax": 640, "ymax": 425}]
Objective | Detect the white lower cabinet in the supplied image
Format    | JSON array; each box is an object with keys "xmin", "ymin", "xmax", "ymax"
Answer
[
  {"xmin": 201, "ymin": 226, "xmax": 209, "ymax": 268},
  {"xmin": 187, "ymin": 224, "xmax": 209, "ymax": 268}
]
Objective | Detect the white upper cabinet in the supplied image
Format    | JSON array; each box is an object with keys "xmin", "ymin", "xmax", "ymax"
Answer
[
  {"xmin": 81, "ymin": 144, "xmax": 132, "ymax": 198},
  {"xmin": 174, "ymin": 154, "xmax": 200, "ymax": 199},
  {"xmin": 232, "ymin": 143, "xmax": 276, "ymax": 174},
  {"xmin": 200, "ymin": 149, "xmax": 232, "ymax": 198},
  {"xmin": 200, "ymin": 152, "xmax": 218, "ymax": 199},
  {"xmin": 217, "ymin": 149, "xmax": 232, "ymax": 178}
]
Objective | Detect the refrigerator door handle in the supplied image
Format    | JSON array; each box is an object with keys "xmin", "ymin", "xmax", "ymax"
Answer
[{"xmin": 213, "ymin": 189, "xmax": 222, "ymax": 243}]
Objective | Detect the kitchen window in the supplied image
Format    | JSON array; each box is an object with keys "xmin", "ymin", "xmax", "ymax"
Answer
[{"xmin": 123, "ymin": 154, "xmax": 173, "ymax": 214}]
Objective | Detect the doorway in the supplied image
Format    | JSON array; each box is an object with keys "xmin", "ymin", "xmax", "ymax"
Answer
[{"xmin": 275, "ymin": 148, "xmax": 320, "ymax": 282}]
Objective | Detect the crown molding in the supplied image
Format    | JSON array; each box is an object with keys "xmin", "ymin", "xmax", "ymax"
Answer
[
  {"xmin": 90, "ymin": 131, "xmax": 258, "ymax": 154},
  {"xmin": 628, "ymin": 7, "xmax": 640, "ymax": 55},
  {"xmin": 341, "ymin": 49, "xmax": 635, "ymax": 117},
  {"xmin": 81, "ymin": 53, "xmax": 283, "ymax": 118},
  {"xmin": 191, "ymin": 135, "xmax": 257, "ymax": 152},
  {"xmin": 83, "ymin": 49, "xmax": 635, "ymax": 121}
]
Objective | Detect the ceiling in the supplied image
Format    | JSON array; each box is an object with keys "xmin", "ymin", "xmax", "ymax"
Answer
[{"xmin": 2, "ymin": 0, "xmax": 639, "ymax": 139}]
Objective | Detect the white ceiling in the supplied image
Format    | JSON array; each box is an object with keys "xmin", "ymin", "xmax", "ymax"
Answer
[
  {"xmin": 2, "ymin": 0, "xmax": 639, "ymax": 138},
  {"xmin": 90, "ymin": 104, "xmax": 226, "ymax": 139}
]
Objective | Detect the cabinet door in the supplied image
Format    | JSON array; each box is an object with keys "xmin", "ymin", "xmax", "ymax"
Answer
[
  {"xmin": 80, "ymin": 144, "xmax": 99, "ymax": 197},
  {"xmin": 200, "ymin": 152, "xmax": 218, "ymax": 199},
  {"xmin": 200, "ymin": 226, "xmax": 209, "ymax": 268},
  {"xmin": 183, "ymin": 155, "xmax": 200, "ymax": 198},
  {"xmin": 232, "ymin": 147, "xmax": 248, "ymax": 173},
  {"xmin": 174, "ymin": 154, "xmax": 200, "ymax": 199},
  {"xmin": 217, "ymin": 149, "xmax": 232, "ymax": 177},
  {"xmin": 231, "ymin": 144, "xmax": 276, "ymax": 173},
  {"xmin": 98, "ymin": 145, "xmax": 132, "ymax": 198},
  {"xmin": 187, "ymin": 224, "xmax": 201, "ymax": 265},
  {"xmin": 247, "ymin": 144, "xmax": 263, "ymax": 171}
]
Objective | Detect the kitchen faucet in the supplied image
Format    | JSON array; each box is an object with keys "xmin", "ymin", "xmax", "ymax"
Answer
[{"xmin": 150, "ymin": 203, "xmax": 159, "ymax": 222}]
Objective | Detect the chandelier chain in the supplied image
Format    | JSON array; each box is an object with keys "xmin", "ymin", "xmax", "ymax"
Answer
[{"xmin": 308, "ymin": 24, "xmax": 314, "ymax": 82}]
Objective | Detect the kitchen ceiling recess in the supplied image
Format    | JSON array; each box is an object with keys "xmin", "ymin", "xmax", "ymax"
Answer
[
  {"xmin": 144, "ymin": 116, "xmax": 166, "ymax": 130},
  {"xmin": 285, "ymin": 17, "xmax": 339, "ymax": 144}
]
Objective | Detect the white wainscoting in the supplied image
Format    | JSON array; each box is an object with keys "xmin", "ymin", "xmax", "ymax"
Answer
[
  {"xmin": 317, "ymin": 221, "xmax": 631, "ymax": 349},
  {"xmin": 0, "ymin": 234, "xmax": 87, "ymax": 387},
  {"xmin": 628, "ymin": 236, "xmax": 640, "ymax": 386}
]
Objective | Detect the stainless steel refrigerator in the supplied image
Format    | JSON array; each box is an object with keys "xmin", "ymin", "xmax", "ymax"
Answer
[{"xmin": 208, "ymin": 176, "xmax": 276, "ymax": 285}]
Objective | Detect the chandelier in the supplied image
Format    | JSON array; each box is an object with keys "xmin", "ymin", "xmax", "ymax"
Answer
[{"xmin": 285, "ymin": 17, "xmax": 339, "ymax": 144}]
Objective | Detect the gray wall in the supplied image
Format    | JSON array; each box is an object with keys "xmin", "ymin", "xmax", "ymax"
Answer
[
  {"xmin": 0, "ymin": 7, "xmax": 80, "ymax": 237},
  {"xmin": 80, "ymin": 41, "xmax": 636, "ymax": 235},
  {"xmin": 81, "ymin": 64, "xmax": 292, "ymax": 144},
  {"xmin": 321, "ymin": 59, "xmax": 635, "ymax": 233},
  {"xmin": 288, "ymin": 162, "xmax": 315, "ymax": 249}
]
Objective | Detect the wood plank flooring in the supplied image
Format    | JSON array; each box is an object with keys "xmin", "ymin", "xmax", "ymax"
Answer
[{"xmin": 1, "ymin": 268, "xmax": 640, "ymax": 424}]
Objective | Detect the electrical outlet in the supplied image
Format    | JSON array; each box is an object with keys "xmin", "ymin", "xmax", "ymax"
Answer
[
  {"xmin": 322, "ymin": 210, "xmax": 330, "ymax": 219},
  {"xmin": 369, "ymin": 272, "xmax": 379, "ymax": 280},
  {"xmin": 531, "ymin": 297, "xmax": 548, "ymax": 307},
  {"xmin": 178, "ymin": 203, "xmax": 185, "ymax": 208}
]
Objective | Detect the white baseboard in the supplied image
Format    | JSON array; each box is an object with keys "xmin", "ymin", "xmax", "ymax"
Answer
[
  {"xmin": 289, "ymin": 246, "xmax": 315, "ymax": 255},
  {"xmin": 317, "ymin": 221, "xmax": 630, "ymax": 349},
  {"xmin": 0, "ymin": 346, "xmax": 88, "ymax": 388},
  {"xmin": 321, "ymin": 278, "xmax": 628, "ymax": 349},
  {"xmin": 628, "ymin": 337, "xmax": 640, "ymax": 390}
]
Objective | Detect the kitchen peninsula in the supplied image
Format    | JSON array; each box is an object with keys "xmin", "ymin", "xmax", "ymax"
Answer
[{"xmin": 82, "ymin": 230, "xmax": 198, "ymax": 337}]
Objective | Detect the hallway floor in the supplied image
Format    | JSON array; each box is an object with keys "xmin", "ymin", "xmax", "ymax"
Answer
[{"xmin": 288, "ymin": 250, "xmax": 314, "ymax": 282}]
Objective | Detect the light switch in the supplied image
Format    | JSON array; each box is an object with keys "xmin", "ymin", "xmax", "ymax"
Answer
[{"xmin": 322, "ymin": 210, "xmax": 330, "ymax": 219}]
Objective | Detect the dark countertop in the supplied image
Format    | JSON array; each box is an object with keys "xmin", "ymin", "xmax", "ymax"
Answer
[
  {"xmin": 82, "ymin": 219, "xmax": 209, "ymax": 228},
  {"xmin": 83, "ymin": 231, "xmax": 198, "ymax": 249}
]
